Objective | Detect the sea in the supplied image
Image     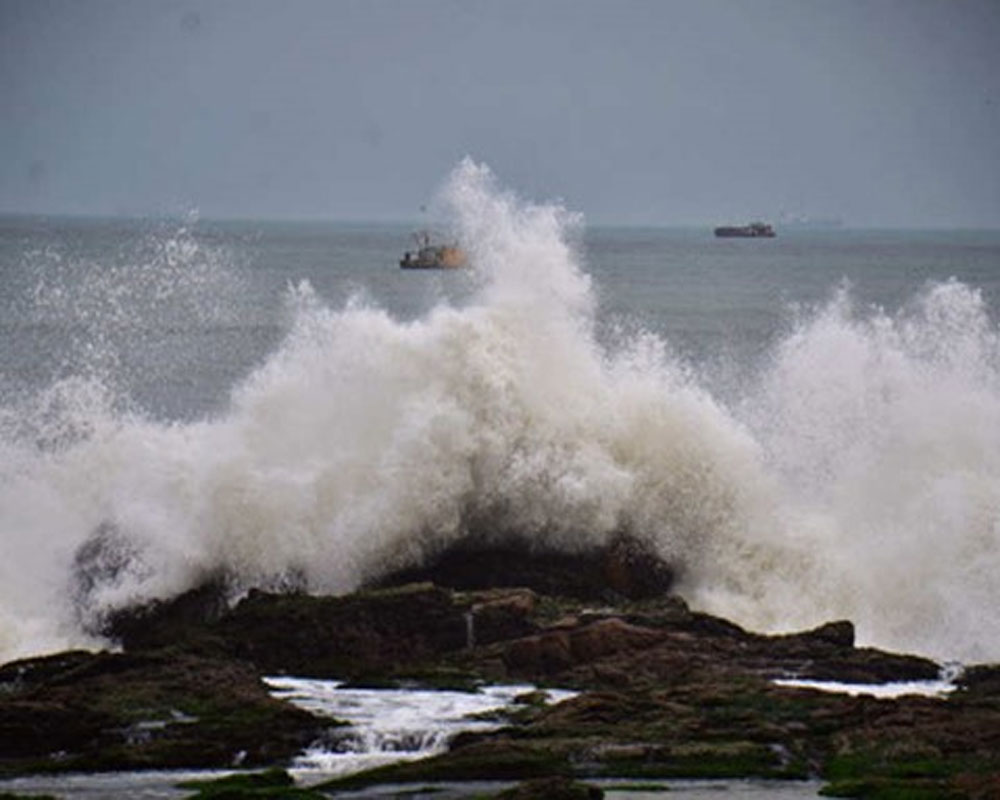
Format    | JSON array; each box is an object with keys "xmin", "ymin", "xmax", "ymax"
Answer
[{"xmin": 2, "ymin": 160, "xmax": 1000, "ymax": 672}]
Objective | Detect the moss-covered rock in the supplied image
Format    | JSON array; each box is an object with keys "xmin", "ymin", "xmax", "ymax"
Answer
[
  {"xmin": 178, "ymin": 768, "xmax": 327, "ymax": 799},
  {"xmin": 319, "ymin": 740, "xmax": 573, "ymax": 791},
  {"xmin": 3, "ymin": 549, "xmax": 999, "ymax": 794},
  {"xmin": 494, "ymin": 775, "xmax": 603, "ymax": 799},
  {"xmin": 0, "ymin": 793, "xmax": 59, "ymax": 800},
  {"xmin": 0, "ymin": 651, "xmax": 325, "ymax": 776}
]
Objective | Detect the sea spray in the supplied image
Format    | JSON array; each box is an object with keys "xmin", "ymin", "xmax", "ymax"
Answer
[
  {"xmin": 22, "ymin": 221, "xmax": 240, "ymax": 400},
  {"xmin": 718, "ymin": 279, "xmax": 1000, "ymax": 661},
  {"xmin": 0, "ymin": 221, "xmax": 244, "ymax": 658},
  {"xmin": 203, "ymin": 162, "xmax": 769, "ymax": 592},
  {"xmin": 0, "ymin": 162, "xmax": 998, "ymax": 665}
]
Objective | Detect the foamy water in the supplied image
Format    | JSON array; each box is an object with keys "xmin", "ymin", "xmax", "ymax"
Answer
[
  {"xmin": 772, "ymin": 677, "xmax": 956, "ymax": 699},
  {"xmin": 1, "ymin": 160, "xmax": 998, "ymax": 664},
  {"xmin": 265, "ymin": 677, "xmax": 576, "ymax": 777}
]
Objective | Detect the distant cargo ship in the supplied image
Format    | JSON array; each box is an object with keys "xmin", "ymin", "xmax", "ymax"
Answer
[{"xmin": 714, "ymin": 222, "xmax": 776, "ymax": 238}]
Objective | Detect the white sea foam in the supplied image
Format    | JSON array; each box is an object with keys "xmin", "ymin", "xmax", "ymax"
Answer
[
  {"xmin": 721, "ymin": 280, "xmax": 1000, "ymax": 661},
  {"xmin": 0, "ymin": 160, "xmax": 998, "ymax": 664},
  {"xmin": 772, "ymin": 677, "xmax": 956, "ymax": 699},
  {"xmin": 265, "ymin": 676, "xmax": 576, "ymax": 777}
]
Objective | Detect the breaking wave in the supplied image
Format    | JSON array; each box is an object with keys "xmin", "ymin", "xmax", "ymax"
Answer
[{"xmin": 1, "ymin": 159, "xmax": 998, "ymax": 664}]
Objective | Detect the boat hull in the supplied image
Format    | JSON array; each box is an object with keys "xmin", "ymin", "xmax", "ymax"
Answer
[
  {"xmin": 399, "ymin": 243, "xmax": 467, "ymax": 269},
  {"xmin": 714, "ymin": 223, "xmax": 775, "ymax": 238}
]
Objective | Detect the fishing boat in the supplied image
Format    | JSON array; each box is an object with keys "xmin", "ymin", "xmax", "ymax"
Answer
[
  {"xmin": 714, "ymin": 222, "xmax": 776, "ymax": 238},
  {"xmin": 399, "ymin": 231, "xmax": 467, "ymax": 269}
]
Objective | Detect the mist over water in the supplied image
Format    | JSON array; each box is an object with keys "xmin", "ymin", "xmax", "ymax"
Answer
[{"xmin": 1, "ymin": 160, "xmax": 998, "ymax": 665}]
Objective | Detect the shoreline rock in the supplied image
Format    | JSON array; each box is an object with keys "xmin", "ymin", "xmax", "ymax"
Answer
[
  {"xmin": 366, "ymin": 533, "xmax": 676, "ymax": 602},
  {"xmin": 0, "ymin": 649, "xmax": 325, "ymax": 776},
  {"xmin": 1, "ymin": 557, "xmax": 998, "ymax": 797}
]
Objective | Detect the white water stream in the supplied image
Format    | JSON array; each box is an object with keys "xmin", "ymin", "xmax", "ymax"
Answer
[
  {"xmin": 0, "ymin": 678, "xmax": 832, "ymax": 797},
  {"xmin": 772, "ymin": 677, "xmax": 957, "ymax": 698},
  {"xmin": 264, "ymin": 677, "xmax": 577, "ymax": 778}
]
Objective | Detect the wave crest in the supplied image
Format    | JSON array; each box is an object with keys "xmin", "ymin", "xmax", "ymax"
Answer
[{"xmin": 1, "ymin": 163, "xmax": 998, "ymax": 664}]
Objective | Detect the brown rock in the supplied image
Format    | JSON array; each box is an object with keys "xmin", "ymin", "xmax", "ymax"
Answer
[
  {"xmin": 504, "ymin": 631, "xmax": 574, "ymax": 675},
  {"xmin": 568, "ymin": 618, "xmax": 665, "ymax": 662},
  {"xmin": 501, "ymin": 618, "xmax": 665, "ymax": 676},
  {"xmin": 467, "ymin": 589, "xmax": 539, "ymax": 646}
]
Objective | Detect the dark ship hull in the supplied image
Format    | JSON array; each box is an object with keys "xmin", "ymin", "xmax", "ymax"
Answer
[{"xmin": 714, "ymin": 222, "xmax": 776, "ymax": 238}]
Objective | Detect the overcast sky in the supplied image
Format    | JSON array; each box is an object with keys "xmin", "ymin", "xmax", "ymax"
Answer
[{"xmin": 1, "ymin": 0, "xmax": 998, "ymax": 227}]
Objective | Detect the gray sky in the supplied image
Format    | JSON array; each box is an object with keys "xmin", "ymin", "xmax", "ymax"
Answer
[{"xmin": 2, "ymin": 0, "xmax": 998, "ymax": 227}]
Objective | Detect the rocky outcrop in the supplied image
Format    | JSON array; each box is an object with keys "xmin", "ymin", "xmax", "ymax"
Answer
[
  {"xmin": 457, "ymin": 599, "xmax": 941, "ymax": 687},
  {"xmin": 367, "ymin": 532, "xmax": 675, "ymax": 601},
  {"xmin": 315, "ymin": 589, "xmax": 1000, "ymax": 797},
  {"xmin": 501, "ymin": 618, "xmax": 667, "ymax": 676},
  {"xmin": 2, "ymin": 542, "xmax": 999, "ymax": 798},
  {"xmin": 0, "ymin": 649, "xmax": 324, "ymax": 775},
  {"xmin": 99, "ymin": 580, "xmax": 541, "ymax": 682},
  {"xmin": 214, "ymin": 583, "xmax": 470, "ymax": 677},
  {"xmin": 210, "ymin": 583, "xmax": 542, "ymax": 680},
  {"xmin": 106, "ymin": 579, "xmax": 231, "ymax": 652}
]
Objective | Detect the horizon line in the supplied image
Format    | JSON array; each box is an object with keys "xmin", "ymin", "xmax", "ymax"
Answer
[{"xmin": 1, "ymin": 210, "xmax": 998, "ymax": 234}]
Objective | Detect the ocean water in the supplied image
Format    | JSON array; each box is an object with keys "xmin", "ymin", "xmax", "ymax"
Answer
[{"xmin": 2, "ymin": 160, "xmax": 1000, "ymax": 665}]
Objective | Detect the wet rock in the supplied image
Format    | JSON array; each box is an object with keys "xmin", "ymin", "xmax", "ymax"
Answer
[
  {"xmin": 213, "ymin": 583, "xmax": 472, "ymax": 677},
  {"xmin": 792, "ymin": 619, "xmax": 855, "ymax": 648},
  {"xmin": 763, "ymin": 620, "xmax": 938, "ymax": 683},
  {"xmin": 0, "ymin": 650, "xmax": 323, "ymax": 775},
  {"xmin": 5, "ymin": 539, "xmax": 996, "ymax": 790},
  {"xmin": 568, "ymin": 618, "xmax": 666, "ymax": 662},
  {"xmin": 502, "ymin": 618, "xmax": 666, "ymax": 676},
  {"xmin": 471, "ymin": 597, "xmax": 939, "ymax": 688},
  {"xmin": 105, "ymin": 579, "xmax": 231, "ymax": 652},
  {"xmin": 505, "ymin": 630, "xmax": 574, "ymax": 675},
  {"xmin": 0, "ymin": 697, "xmax": 110, "ymax": 760},
  {"xmin": 465, "ymin": 588, "xmax": 539, "ymax": 647},
  {"xmin": 0, "ymin": 649, "xmax": 99, "ymax": 693},
  {"xmin": 368, "ymin": 533, "xmax": 674, "ymax": 601}
]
